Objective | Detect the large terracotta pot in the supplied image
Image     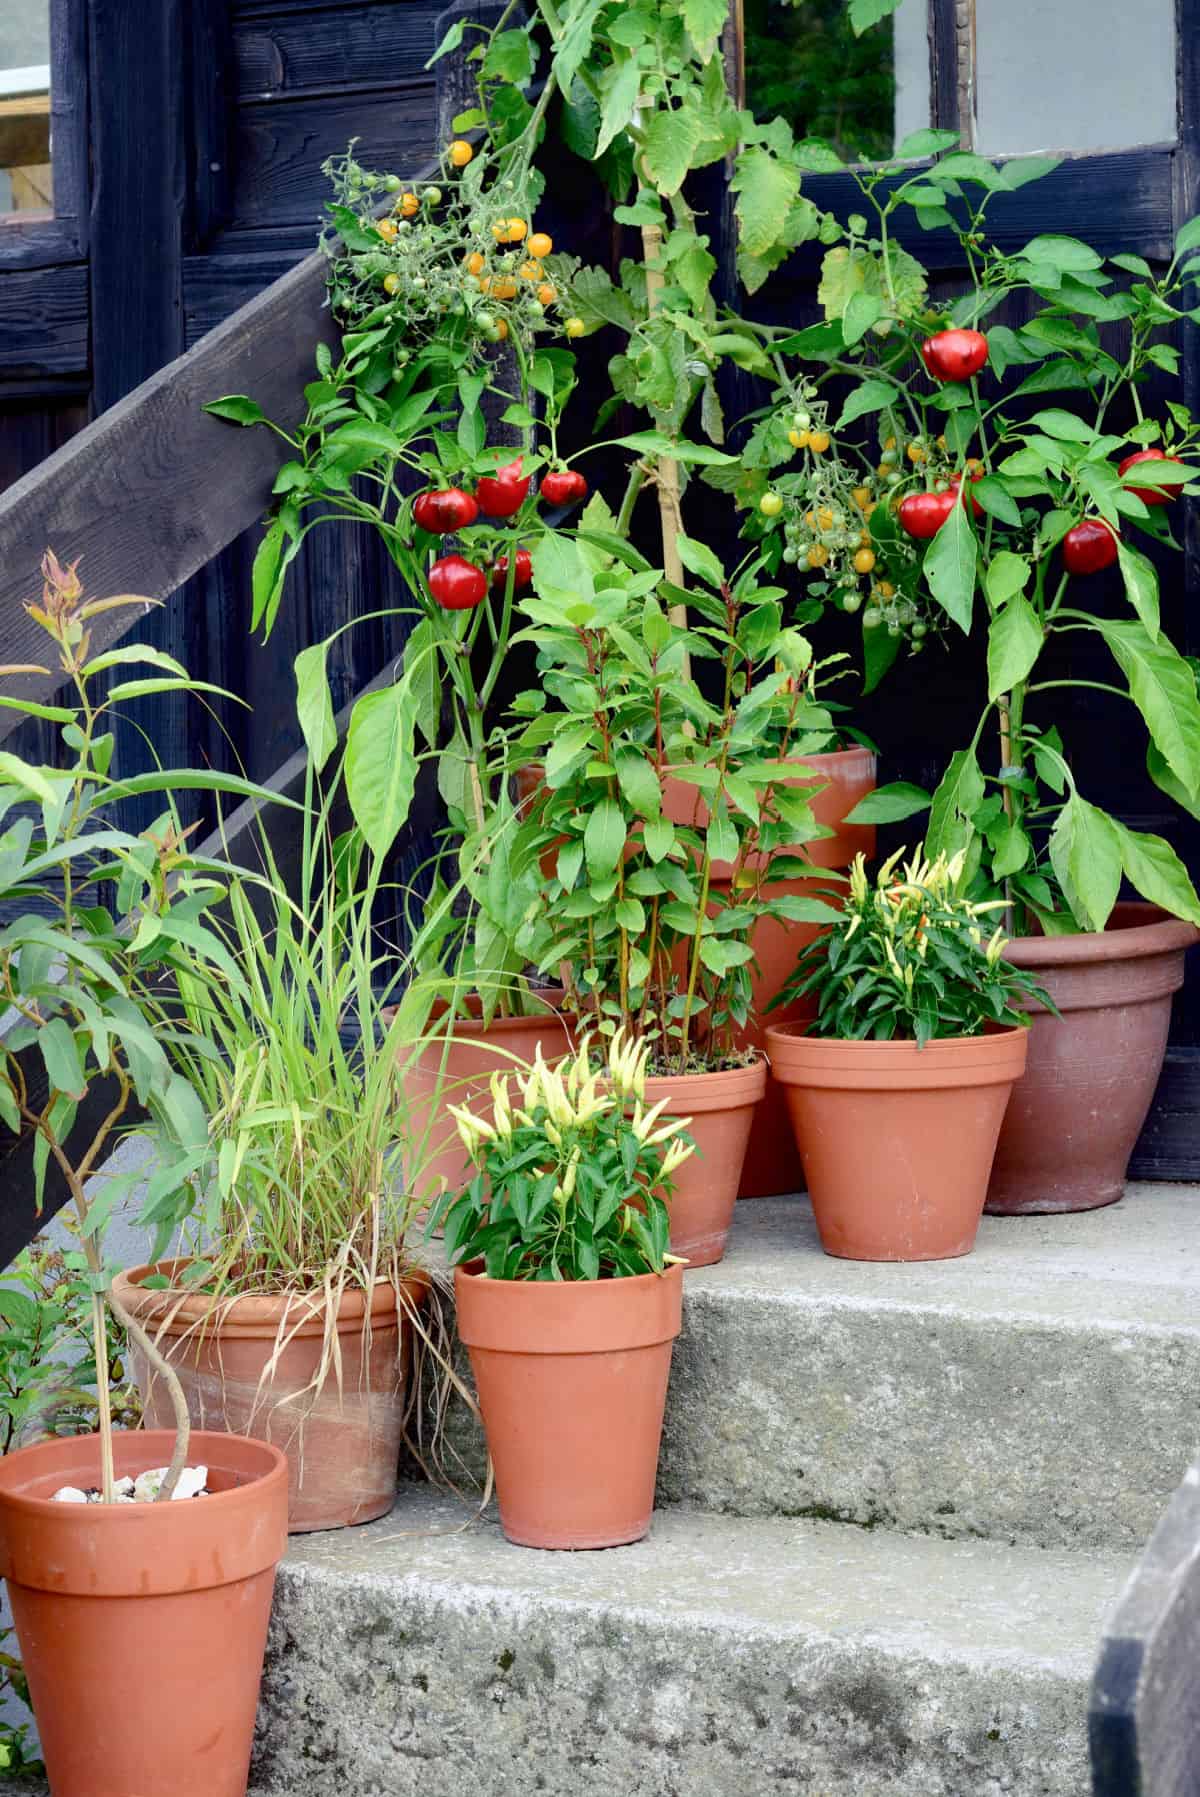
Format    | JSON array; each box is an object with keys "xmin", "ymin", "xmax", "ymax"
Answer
[
  {"xmin": 0, "ymin": 1428, "xmax": 287, "ymax": 1797},
  {"xmin": 767, "ymin": 1023, "xmax": 1028, "ymax": 1260},
  {"xmin": 664, "ymin": 748, "xmax": 876, "ymax": 1198},
  {"xmin": 454, "ymin": 1259, "xmax": 683, "ymax": 1549},
  {"xmin": 643, "ymin": 1058, "xmax": 766, "ymax": 1267},
  {"xmin": 399, "ymin": 992, "xmax": 571, "ymax": 1204},
  {"xmin": 113, "ymin": 1261, "xmax": 429, "ymax": 1532},
  {"xmin": 987, "ymin": 903, "xmax": 1199, "ymax": 1214}
]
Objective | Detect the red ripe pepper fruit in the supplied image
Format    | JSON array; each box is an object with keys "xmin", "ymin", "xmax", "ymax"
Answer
[
  {"xmin": 412, "ymin": 486, "xmax": 479, "ymax": 534},
  {"xmin": 540, "ymin": 469, "xmax": 589, "ymax": 507},
  {"xmin": 949, "ymin": 470, "xmax": 985, "ymax": 517},
  {"xmin": 920, "ymin": 329, "xmax": 989, "ymax": 383},
  {"xmin": 490, "ymin": 548, "xmax": 533, "ymax": 593},
  {"xmin": 1118, "ymin": 447, "xmax": 1183, "ymax": 506},
  {"xmin": 898, "ymin": 489, "xmax": 957, "ymax": 539},
  {"xmin": 1062, "ymin": 518, "xmax": 1119, "ymax": 576},
  {"xmin": 475, "ymin": 455, "xmax": 531, "ymax": 520},
  {"xmin": 428, "ymin": 554, "xmax": 488, "ymax": 610}
]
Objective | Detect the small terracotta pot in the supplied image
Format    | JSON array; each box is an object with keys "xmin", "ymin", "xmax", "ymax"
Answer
[
  {"xmin": 399, "ymin": 992, "xmax": 571, "ymax": 1203},
  {"xmin": 113, "ymin": 1262, "xmax": 429, "ymax": 1532},
  {"xmin": 0, "ymin": 1428, "xmax": 287, "ymax": 1797},
  {"xmin": 643, "ymin": 1058, "xmax": 767, "ymax": 1267},
  {"xmin": 767, "ymin": 1023, "xmax": 1028, "ymax": 1261},
  {"xmin": 664, "ymin": 748, "xmax": 876, "ymax": 1198},
  {"xmin": 454, "ymin": 1260, "xmax": 683, "ymax": 1549},
  {"xmin": 987, "ymin": 903, "xmax": 1199, "ymax": 1214}
]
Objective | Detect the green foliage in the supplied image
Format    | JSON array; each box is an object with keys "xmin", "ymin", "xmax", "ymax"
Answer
[
  {"xmin": 778, "ymin": 847, "xmax": 1049, "ymax": 1045},
  {"xmin": 432, "ymin": 1031, "xmax": 692, "ymax": 1279}
]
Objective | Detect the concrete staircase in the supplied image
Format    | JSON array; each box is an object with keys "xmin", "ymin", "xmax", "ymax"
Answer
[{"xmin": 247, "ymin": 1182, "xmax": 1200, "ymax": 1797}]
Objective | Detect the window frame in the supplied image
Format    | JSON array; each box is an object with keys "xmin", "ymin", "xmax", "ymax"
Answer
[{"xmin": 0, "ymin": 0, "xmax": 88, "ymax": 271}]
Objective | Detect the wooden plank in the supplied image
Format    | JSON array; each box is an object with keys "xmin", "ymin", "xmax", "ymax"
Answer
[
  {"xmin": 234, "ymin": 2, "xmax": 445, "ymax": 99},
  {"xmin": 183, "ymin": 248, "xmax": 310, "ymax": 347},
  {"xmin": 0, "ymin": 261, "xmax": 88, "ymax": 377},
  {"xmin": 929, "ymin": 0, "xmax": 961, "ymax": 140},
  {"xmin": 1090, "ymin": 1451, "xmax": 1200, "ymax": 1795},
  {"xmin": 190, "ymin": 0, "xmax": 235, "ymax": 246},
  {"xmin": 231, "ymin": 85, "xmax": 437, "ymax": 228}
]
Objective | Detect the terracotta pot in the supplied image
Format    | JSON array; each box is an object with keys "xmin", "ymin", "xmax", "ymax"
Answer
[
  {"xmin": 398, "ymin": 991, "xmax": 571, "ymax": 1203},
  {"xmin": 643, "ymin": 1058, "xmax": 767, "ymax": 1267},
  {"xmin": 664, "ymin": 748, "xmax": 877, "ymax": 1199},
  {"xmin": 767, "ymin": 1023, "xmax": 1028, "ymax": 1261},
  {"xmin": 0, "ymin": 1428, "xmax": 286, "ymax": 1797},
  {"xmin": 986, "ymin": 903, "xmax": 1199, "ymax": 1215},
  {"xmin": 454, "ymin": 1259, "xmax": 683, "ymax": 1548},
  {"xmin": 113, "ymin": 1261, "xmax": 429, "ymax": 1532}
]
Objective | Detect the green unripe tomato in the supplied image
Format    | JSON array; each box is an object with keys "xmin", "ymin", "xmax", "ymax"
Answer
[
  {"xmin": 886, "ymin": 470, "xmax": 904, "ymax": 487},
  {"xmin": 782, "ymin": 546, "xmax": 799, "ymax": 564},
  {"xmin": 383, "ymin": 174, "xmax": 402, "ymax": 192},
  {"xmin": 792, "ymin": 409, "xmax": 811, "ymax": 431},
  {"xmin": 475, "ymin": 309, "xmax": 495, "ymax": 329},
  {"xmin": 911, "ymin": 620, "xmax": 928, "ymax": 638},
  {"xmin": 841, "ymin": 591, "xmax": 862, "ymax": 613},
  {"xmin": 862, "ymin": 605, "xmax": 883, "ymax": 629},
  {"xmin": 760, "ymin": 491, "xmax": 784, "ymax": 518},
  {"xmin": 879, "ymin": 448, "xmax": 898, "ymax": 467},
  {"xmin": 423, "ymin": 186, "xmax": 442, "ymax": 205}
]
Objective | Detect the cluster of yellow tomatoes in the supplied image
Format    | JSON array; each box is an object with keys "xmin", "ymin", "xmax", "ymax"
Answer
[{"xmin": 459, "ymin": 217, "xmax": 584, "ymax": 344}]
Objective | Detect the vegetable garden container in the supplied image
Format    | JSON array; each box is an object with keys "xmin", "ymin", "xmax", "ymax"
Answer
[
  {"xmin": 987, "ymin": 903, "xmax": 1199, "ymax": 1214},
  {"xmin": 643, "ymin": 1058, "xmax": 767, "ymax": 1266},
  {"xmin": 766, "ymin": 1023, "xmax": 1028, "ymax": 1261},
  {"xmin": 114, "ymin": 1261, "xmax": 429, "ymax": 1532},
  {"xmin": 664, "ymin": 747, "xmax": 876, "ymax": 1198},
  {"xmin": 454, "ymin": 1260, "xmax": 683, "ymax": 1548},
  {"xmin": 0, "ymin": 1428, "xmax": 286, "ymax": 1797},
  {"xmin": 397, "ymin": 990, "xmax": 571, "ymax": 1204}
]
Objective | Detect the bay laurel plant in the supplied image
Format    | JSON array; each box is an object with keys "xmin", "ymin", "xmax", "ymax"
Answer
[
  {"xmin": 0, "ymin": 554, "xmax": 284, "ymax": 1503},
  {"xmin": 744, "ymin": 139, "xmax": 1200, "ymax": 936},
  {"xmin": 434, "ymin": 1029, "xmax": 693, "ymax": 1279},
  {"xmin": 776, "ymin": 847, "xmax": 1049, "ymax": 1047},
  {"xmin": 509, "ymin": 532, "xmax": 843, "ymax": 1072}
]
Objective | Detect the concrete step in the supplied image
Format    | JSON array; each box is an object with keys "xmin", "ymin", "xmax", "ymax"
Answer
[
  {"xmin": 248, "ymin": 1489, "xmax": 1126, "ymax": 1797},
  {"xmin": 656, "ymin": 1184, "xmax": 1200, "ymax": 1554}
]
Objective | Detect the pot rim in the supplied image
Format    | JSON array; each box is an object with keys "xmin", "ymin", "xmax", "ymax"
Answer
[
  {"xmin": 765, "ymin": 1020, "xmax": 1027, "ymax": 1054},
  {"xmin": 455, "ymin": 1257, "xmax": 684, "ymax": 1292},
  {"xmin": 641, "ymin": 1054, "xmax": 768, "ymax": 1109},
  {"xmin": 1001, "ymin": 902, "xmax": 1200, "ymax": 967},
  {"xmin": 765, "ymin": 1021, "xmax": 1029, "ymax": 1086},
  {"xmin": 0, "ymin": 1427, "xmax": 286, "ymax": 1522},
  {"xmin": 453, "ymin": 1257, "xmax": 683, "ymax": 1353},
  {"xmin": 112, "ymin": 1258, "xmax": 431, "ymax": 1334}
]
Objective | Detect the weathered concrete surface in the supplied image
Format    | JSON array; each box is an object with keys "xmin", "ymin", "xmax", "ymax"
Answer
[
  {"xmin": 422, "ymin": 1184, "xmax": 1200, "ymax": 1553},
  {"xmin": 248, "ymin": 1491, "xmax": 1124, "ymax": 1797}
]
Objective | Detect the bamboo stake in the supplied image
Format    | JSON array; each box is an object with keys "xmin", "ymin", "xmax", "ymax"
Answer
[{"xmin": 640, "ymin": 222, "xmax": 689, "ymax": 651}]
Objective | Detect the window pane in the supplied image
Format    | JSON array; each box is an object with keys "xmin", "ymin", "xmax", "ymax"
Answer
[
  {"xmin": 0, "ymin": 0, "xmax": 51, "ymax": 216},
  {"xmin": 744, "ymin": 0, "xmax": 930, "ymax": 163},
  {"xmin": 974, "ymin": 0, "xmax": 1175, "ymax": 155}
]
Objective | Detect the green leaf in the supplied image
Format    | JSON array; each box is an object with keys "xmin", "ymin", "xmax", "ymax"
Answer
[
  {"xmin": 40, "ymin": 1017, "xmax": 86, "ymax": 1100},
  {"xmin": 293, "ymin": 642, "xmax": 337, "ymax": 774},
  {"xmin": 595, "ymin": 54, "xmax": 641, "ymax": 159},
  {"xmin": 614, "ymin": 747, "xmax": 661, "ymax": 819},
  {"xmin": 843, "ymin": 290, "xmax": 884, "ymax": 345},
  {"xmin": 344, "ymin": 680, "xmax": 419, "ymax": 858},
  {"xmin": 1097, "ymin": 618, "xmax": 1200, "ymax": 794},
  {"xmin": 987, "ymin": 593, "xmax": 1043, "ymax": 701},
  {"xmin": 643, "ymin": 818, "xmax": 675, "ymax": 861},
  {"xmin": 584, "ymin": 799, "xmax": 626, "ymax": 879},
  {"xmin": 1048, "ymin": 792, "xmax": 1122, "ymax": 932},
  {"xmin": 1116, "ymin": 540, "xmax": 1161, "ymax": 641},
  {"xmin": 706, "ymin": 813, "xmax": 738, "ymax": 864},
  {"xmin": 676, "ymin": 533, "xmax": 724, "ymax": 588},
  {"xmin": 1019, "ymin": 234, "xmax": 1104, "ymax": 271},
  {"xmin": 614, "ymin": 431, "xmax": 736, "ymax": 465},
  {"xmin": 731, "ymin": 147, "xmax": 801, "ymax": 258},
  {"xmin": 973, "ymin": 476, "xmax": 1022, "ymax": 528},
  {"xmin": 928, "ymin": 152, "xmax": 1009, "ymax": 193},
  {"xmin": 895, "ymin": 128, "xmax": 961, "ymax": 160},
  {"xmin": 251, "ymin": 518, "xmax": 287, "ymax": 634},
  {"xmin": 926, "ymin": 749, "xmax": 984, "ymax": 860},
  {"xmin": 848, "ymin": 0, "xmax": 901, "ymax": 32},
  {"xmin": 204, "ymin": 395, "xmax": 265, "ymax": 427},
  {"xmin": 1147, "ymin": 742, "xmax": 1200, "ymax": 823},
  {"xmin": 1030, "ymin": 408, "xmax": 1095, "ymax": 442},
  {"xmin": 481, "ymin": 26, "xmax": 535, "ymax": 84},
  {"xmin": 1110, "ymin": 817, "xmax": 1200, "ymax": 924},
  {"xmin": 683, "ymin": 0, "xmax": 727, "ymax": 59},
  {"xmin": 843, "ymin": 782, "xmax": 931, "ymax": 825},
  {"xmin": 641, "ymin": 106, "xmax": 704, "ymax": 196},
  {"xmin": 699, "ymin": 937, "xmax": 755, "ymax": 974},
  {"xmin": 426, "ymin": 18, "xmax": 464, "ymax": 66},
  {"xmin": 836, "ymin": 377, "xmax": 897, "ymax": 431},
  {"xmin": 924, "ymin": 501, "xmax": 977, "ymax": 633},
  {"xmin": 985, "ymin": 552, "xmax": 1030, "ymax": 609},
  {"xmin": 1175, "ymin": 215, "xmax": 1200, "ymax": 259}
]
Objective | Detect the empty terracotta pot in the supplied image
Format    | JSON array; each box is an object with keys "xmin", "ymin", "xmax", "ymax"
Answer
[
  {"xmin": 987, "ymin": 903, "xmax": 1199, "ymax": 1214},
  {"xmin": 767, "ymin": 1023, "xmax": 1028, "ymax": 1260},
  {"xmin": 663, "ymin": 748, "xmax": 876, "ymax": 1198},
  {"xmin": 643, "ymin": 1058, "xmax": 767, "ymax": 1266},
  {"xmin": 0, "ymin": 1428, "xmax": 287, "ymax": 1797},
  {"xmin": 113, "ymin": 1262, "xmax": 429, "ymax": 1532},
  {"xmin": 398, "ymin": 992, "xmax": 571, "ymax": 1204},
  {"xmin": 454, "ymin": 1260, "xmax": 683, "ymax": 1548}
]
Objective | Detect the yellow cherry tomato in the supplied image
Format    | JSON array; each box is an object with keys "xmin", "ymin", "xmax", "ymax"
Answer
[
  {"xmin": 450, "ymin": 140, "xmax": 474, "ymax": 167},
  {"xmin": 537, "ymin": 282, "xmax": 557, "ymax": 306},
  {"xmin": 965, "ymin": 456, "xmax": 984, "ymax": 473},
  {"xmin": 382, "ymin": 273, "xmax": 401, "ymax": 295},
  {"xmin": 807, "ymin": 543, "xmax": 830, "ymax": 567},
  {"xmin": 528, "ymin": 231, "xmax": 553, "ymax": 259},
  {"xmin": 519, "ymin": 259, "xmax": 542, "ymax": 281},
  {"xmin": 788, "ymin": 428, "xmax": 809, "ymax": 450},
  {"xmin": 817, "ymin": 506, "xmax": 835, "ymax": 531},
  {"xmin": 565, "ymin": 316, "xmax": 586, "ymax": 338},
  {"xmin": 398, "ymin": 193, "xmax": 420, "ymax": 218},
  {"xmin": 884, "ymin": 435, "xmax": 897, "ymax": 450},
  {"xmin": 376, "ymin": 218, "xmax": 398, "ymax": 242},
  {"xmin": 808, "ymin": 430, "xmax": 831, "ymax": 454},
  {"xmin": 907, "ymin": 441, "xmax": 926, "ymax": 464},
  {"xmin": 878, "ymin": 580, "xmax": 896, "ymax": 598},
  {"xmin": 494, "ymin": 317, "xmax": 509, "ymax": 340},
  {"xmin": 853, "ymin": 548, "xmax": 876, "ymax": 574},
  {"xmin": 858, "ymin": 529, "xmax": 872, "ymax": 547},
  {"xmin": 936, "ymin": 434, "xmax": 948, "ymax": 451},
  {"xmin": 477, "ymin": 274, "xmax": 492, "ymax": 293},
  {"xmin": 760, "ymin": 491, "xmax": 784, "ymax": 518},
  {"xmin": 851, "ymin": 485, "xmax": 873, "ymax": 511},
  {"xmin": 466, "ymin": 251, "xmax": 486, "ymax": 276},
  {"xmin": 492, "ymin": 276, "xmax": 518, "ymax": 300}
]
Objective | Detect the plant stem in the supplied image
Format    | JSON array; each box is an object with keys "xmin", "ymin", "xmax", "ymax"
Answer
[
  {"xmin": 107, "ymin": 1286, "xmax": 191, "ymax": 1502},
  {"xmin": 89, "ymin": 1290, "xmax": 115, "ymax": 1503}
]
